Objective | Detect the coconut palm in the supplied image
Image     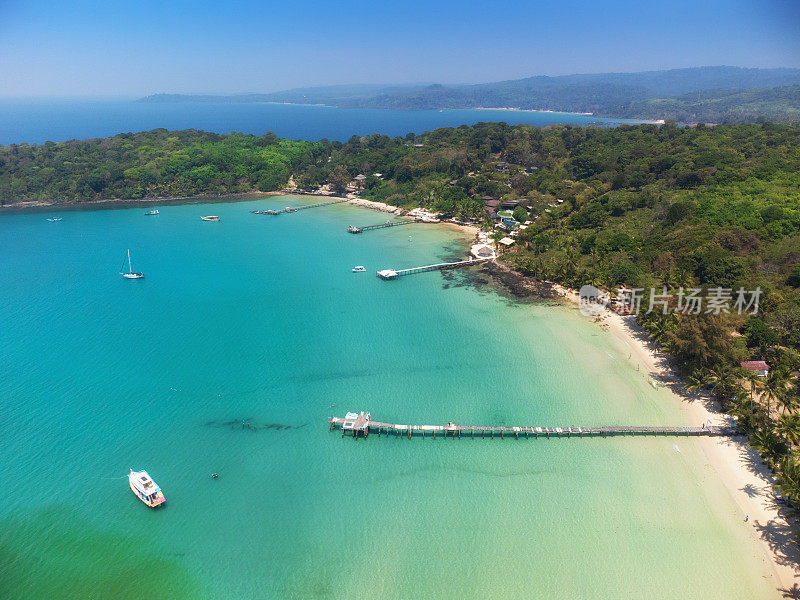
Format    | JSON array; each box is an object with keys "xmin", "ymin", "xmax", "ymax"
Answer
[
  {"xmin": 776, "ymin": 414, "xmax": 800, "ymax": 449},
  {"xmin": 763, "ymin": 370, "xmax": 790, "ymax": 416},
  {"xmin": 740, "ymin": 367, "xmax": 763, "ymax": 403},
  {"xmin": 776, "ymin": 455, "xmax": 800, "ymax": 505}
]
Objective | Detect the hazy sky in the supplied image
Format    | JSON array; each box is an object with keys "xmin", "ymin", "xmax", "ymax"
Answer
[{"xmin": 0, "ymin": 0, "xmax": 798, "ymax": 97}]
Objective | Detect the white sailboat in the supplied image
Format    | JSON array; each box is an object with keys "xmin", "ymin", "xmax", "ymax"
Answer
[{"xmin": 120, "ymin": 249, "xmax": 144, "ymax": 279}]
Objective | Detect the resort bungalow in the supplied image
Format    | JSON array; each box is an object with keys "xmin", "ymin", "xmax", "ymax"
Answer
[
  {"xmin": 496, "ymin": 162, "xmax": 510, "ymax": 174},
  {"xmin": 354, "ymin": 174, "xmax": 367, "ymax": 188},
  {"xmin": 741, "ymin": 360, "xmax": 770, "ymax": 377}
]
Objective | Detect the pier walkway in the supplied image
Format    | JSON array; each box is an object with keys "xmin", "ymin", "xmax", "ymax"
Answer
[
  {"xmin": 330, "ymin": 414, "xmax": 736, "ymax": 439},
  {"xmin": 377, "ymin": 258, "xmax": 490, "ymax": 280},
  {"xmin": 348, "ymin": 219, "xmax": 419, "ymax": 234},
  {"xmin": 253, "ymin": 198, "xmax": 348, "ymax": 215}
]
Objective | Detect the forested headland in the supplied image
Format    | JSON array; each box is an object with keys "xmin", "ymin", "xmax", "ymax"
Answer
[
  {"xmin": 140, "ymin": 66, "xmax": 800, "ymax": 124},
  {"xmin": 3, "ymin": 120, "xmax": 800, "ymax": 508}
]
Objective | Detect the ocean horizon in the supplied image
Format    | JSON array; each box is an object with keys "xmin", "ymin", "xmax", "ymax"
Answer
[{"xmin": 0, "ymin": 195, "xmax": 780, "ymax": 599}]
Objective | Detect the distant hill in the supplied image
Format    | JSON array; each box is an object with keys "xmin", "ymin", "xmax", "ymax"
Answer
[{"xmin": 139, "ymin": 67, "xmax": 800, "ymax": 123}]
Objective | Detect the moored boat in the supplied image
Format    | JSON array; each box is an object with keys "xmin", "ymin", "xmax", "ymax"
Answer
[
  {"xmin": 47, "ymin": 217, "xmax": 62, "ymax": 222},
  {"xmin": 145, "ymin": 209, "xmax": 159, "ymax": 215},
  {"xmin": 128, "ymin": 469, "xmax": 166, "ymax": 507},
  {"xmin": 201, "ymin": 215, "xmax": 220, "ymax": 221},
  {"xmin": 120, "ymin": 249, "xmax": 144, "ymax": 279},
  {"xmin": 352, "ymin": 265, "xmax": 366, "ymax": 272}
]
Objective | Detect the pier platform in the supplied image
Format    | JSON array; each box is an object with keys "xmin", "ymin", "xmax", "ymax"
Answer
[
  {"xmin": 348, "ymin": 219, "xmax": 419, "ymax": 234},
  {"xmin": 330, "ymin": 415, "xmax": 736, "ymax": 439},
  {"xmin": 377, "ymin": 258, "xmax": 490, "ymax": 280}
]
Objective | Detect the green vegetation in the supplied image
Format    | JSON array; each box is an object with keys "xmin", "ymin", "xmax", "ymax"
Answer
[
  {"xmin": 3, "ymin": 120, "xmax": 800, "ymax": 511},
  {"xmin": 0, "ymin": 129, "xmax": 322, "ymax": 204}
]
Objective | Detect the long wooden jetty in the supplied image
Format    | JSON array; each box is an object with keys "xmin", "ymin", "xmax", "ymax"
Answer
[
  {"xmin": 253, "ymin": 198, "xmax": 348, "ymax": 215},
  {"xmin": 329, "ymin": 413, "xmax": 736, "ymax": 439},
  {"xmin": 377, "ymin": 257, "xmax": 490, "ymax": 280},
  {"xmin": 348, "ymin": 219, "xmax": 419, "ymax": 234}
]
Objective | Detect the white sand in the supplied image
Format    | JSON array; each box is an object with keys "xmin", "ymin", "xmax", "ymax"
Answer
[{"xmin": 550, "ymin": 283, "xmax": 800, "ymax": 593}]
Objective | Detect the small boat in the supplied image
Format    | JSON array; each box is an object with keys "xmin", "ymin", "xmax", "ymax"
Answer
[
  {"xmin": 145, "ymin": 209, "xmax": 159, "ymax": 215},
  {"xmin": 284, "ymin": 207, "xmax": 297, "ymax": 213},
  {"xmin": 264, "ymin": 210, "xmax": 281, "ymax": 215},
  {"xmin": 201, "ymin": 215, "xmax": 220, "ymax": 221},
  {"xmin": 128, "ymin": 469, "xmax": 166, "ymax": 508},
  {"xmin": 250, "ymin": 210, "xmax": 265, "ymax": 214},
  {"xmin": 352, "ymin": 266, "xmax": 366, "ymax": 272},
  {"xmin": 120, "ymin": 249, "xmax": 144, "ymax": 279},
  {"xmin": 47, "ymin": 217, "xmax": 62, "ymax": 222}
]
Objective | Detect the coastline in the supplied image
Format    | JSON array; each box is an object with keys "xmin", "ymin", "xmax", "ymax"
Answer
[
  {"xmin": 1, "ymin": 189, "xmax": 793, "ymax": 593},
  {"xmin": 0, "ymin": 190, "xmax": 285, "ymax": 213},
  {"xmin": 530, "ymin": 277, "xmax": 800, "ymax": 593}
]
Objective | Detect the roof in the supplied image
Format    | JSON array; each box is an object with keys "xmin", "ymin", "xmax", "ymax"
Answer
[
  {"xmin": 354, "ymin": 174, "xmax": 367, "ymax": 180},
  {"xmin": 499, "ymin": 237, "xmax": 515, "ymax": 246},
  {"xmin": 741, "ymin": 361, "xmax": 769, "ymax": 371}
]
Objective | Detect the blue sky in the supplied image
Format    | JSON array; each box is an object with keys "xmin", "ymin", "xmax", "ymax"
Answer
[{"xmin": 0, "ymin": 0, "xmax": 798, "ymax": 96}]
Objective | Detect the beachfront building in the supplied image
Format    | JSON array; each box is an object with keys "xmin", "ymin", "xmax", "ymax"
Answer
[
  {"xmin": 470, "ymin": 244, "xmax": 496, "ymax": 260},
  {"xmin": 741, "ymin": 360, "xmax": 770, "ymax": 377}
]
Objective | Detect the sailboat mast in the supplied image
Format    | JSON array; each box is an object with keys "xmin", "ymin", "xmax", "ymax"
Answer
[{"xmin": 128, "ymin": 249, "xmax": 132, "ymax": 274}]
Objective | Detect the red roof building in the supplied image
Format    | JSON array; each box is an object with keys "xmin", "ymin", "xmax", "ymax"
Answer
[{"xmin": 741, "ymin": 361, "xmax": 770, "ymax": 376}]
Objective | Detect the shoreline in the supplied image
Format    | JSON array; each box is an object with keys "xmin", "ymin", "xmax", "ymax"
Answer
[
  {"xmin": 0, "ymin": 190, "xmax": 284, "ymax": 213},
  {"xmin": 2, "ymin": 188, "xmax": 795, "ymax": 590},
  {"xmin": 503, "ymin": 272, "xmax": 800, "ymax": 593}
]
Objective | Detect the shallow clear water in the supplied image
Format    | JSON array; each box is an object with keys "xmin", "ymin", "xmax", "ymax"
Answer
[
  {"xmin": 0, "ymin": 98, "xmax": 651, "ymax": 145},
  {"xmin": 0, "ymin": 197, "xmax": 778, "ymax": 599}
]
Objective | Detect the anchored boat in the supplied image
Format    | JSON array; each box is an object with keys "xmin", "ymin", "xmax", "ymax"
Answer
[
  {"xmin": 120, "ymin": 249, "xmax": 144, "ymax": 279},
  {"xmin": 201, "ymin": 215, "xmax": 220, "ymax": 221},
  {"xmin": 352, "ymin": 266, "xmax": 366, "ymax": 272},
  {"xmin": 145, "ymin": 209, "xmax": 159, "ymax": 215},
  {"xmin": 128, "ymin": 469, "xmax": 166, "ymax": 507}
]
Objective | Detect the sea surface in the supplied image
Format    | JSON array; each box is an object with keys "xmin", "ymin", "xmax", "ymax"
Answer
[
  {"xmin": 0, "ymin": 196, "xmax": 779, "ymax": 599},
  {"xmin": 0, "ymin": 98, "xmax": 652, "ymax": 145}
]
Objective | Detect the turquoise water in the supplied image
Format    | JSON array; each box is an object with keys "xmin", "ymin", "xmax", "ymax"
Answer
[
  {"xmin": 0, "ymin": 99, "xmax": 651, "ymax": 145},
  {"xmin": 0, "ymin": 197, "xmax": 778, "ymax": 599}
]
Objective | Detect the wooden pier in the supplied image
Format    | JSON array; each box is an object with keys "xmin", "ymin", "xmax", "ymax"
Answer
[
  {"xmin": 377, "ymin": 258, "xmax": 490, "ymax": 280},
  {"xmin": 254, "ymin": 199, "xmax": 348, "ymax": 215},
  {"xmin": 330, "ymin": 414, "xmax": 736, "ymax": 439},
  {"xmin": 347, "ymin": 219, "xmax": 419, "ymax": 234}
]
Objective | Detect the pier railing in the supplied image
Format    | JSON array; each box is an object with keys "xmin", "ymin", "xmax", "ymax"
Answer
[
  {"xmin": 329, "ymin": 415, "xmax": 736, "ymax": 439},
  {"xmin": 377, "ymin": 258, "xmax": 490, "ymax": 280},
  {"xmin": 347, "ymin": 219, "xmax": 419, "ymax": 234}
]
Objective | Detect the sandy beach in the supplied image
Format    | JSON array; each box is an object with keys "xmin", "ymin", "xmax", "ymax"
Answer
[{"xmin": 548, "ymin": 282, "xmax": 800, "ymax": 594}]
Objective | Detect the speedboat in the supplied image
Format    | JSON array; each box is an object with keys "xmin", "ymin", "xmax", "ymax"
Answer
[
  {"xmin": 128, "ymin": 469, "xmax": 166, "ymax": 508},
  {"xmin": 352, "ymin": 266, "xmax": 366, "ymax": 272},
  {"xmin": 120, "ymin": 249, "xmax": 144, "ymax": 279},
  {"xmin": 145, "ymin": 209, "xmax": 159, "ymax": 215},
  {"xmin": 47, "ymin": 217, "xmax": 62, "ymax": 222},
  {"xmin": 201, "ymin": 215, "xmax": 220, "ymax": 221},
  {"xmin": 284, "ymin": 207, "xmax": 297, "ymax": 213}
]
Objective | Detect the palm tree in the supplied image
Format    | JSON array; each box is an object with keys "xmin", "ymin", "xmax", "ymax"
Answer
[
  {"xmin": 763, "ymin": 370, "xmax": 789, "ymax": 417},
  {"xmin": 741, "ymin": 368, "xmax": 763, "ymax": 403},
  {"xmin": 776, "ymin": 414, "xmax": 800, "ymax": 449},
  {"xmin": 776, "ymin": 455, "xmax": 800, "ymax": 505}
]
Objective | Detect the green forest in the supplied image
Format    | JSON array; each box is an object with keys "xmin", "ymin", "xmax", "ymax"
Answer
[{"xmin": 3, "ymin": 121, "xmax": 800, "ymax": 508}]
